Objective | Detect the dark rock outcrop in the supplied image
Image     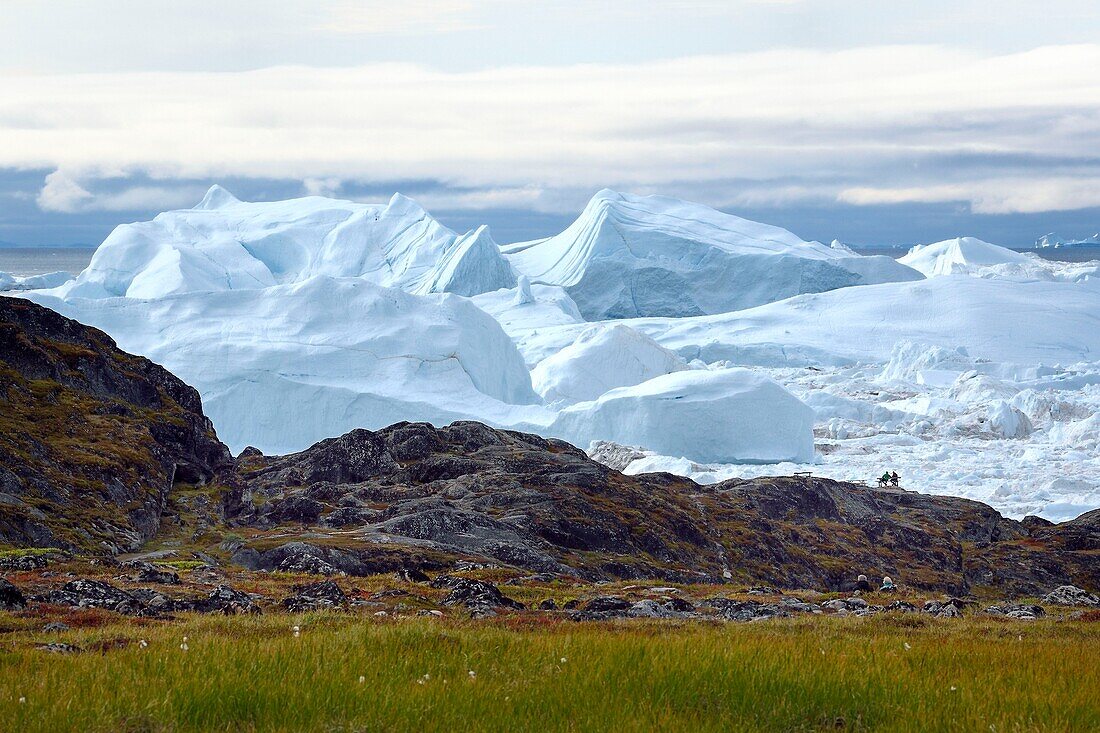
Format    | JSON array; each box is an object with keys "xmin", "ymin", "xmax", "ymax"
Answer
[
  {"xmin": 34, "ymin": 578, "xmax": 143, "ymax": 614},
  {"xmin": 0, "ymin": 297, "xmax": 230, "ymax": 552},
  {"xmin": 180, "ymin": 585, "xmax": 261, "ymax": 615},
  {"xmin": 282, "ymin": 580, "xmax": 348, "ymax": 612},
  {"xmin": 121, "ymin": 560, "xmax": 180, "ymax": 585},
  {"xmin": 431, "ymin": 575, "xmax": 524, "ymax": 616},
  {"xmin": 0, "ymin": 578, "xmax": 25, "ymax": 610},
  {"xmin": 1043, "ymin": 585, "xmax": 1100, "ymax": 607},
  {"xmin": 225, "ymin": 421, "xmax": 1100, "ymax": 596}
]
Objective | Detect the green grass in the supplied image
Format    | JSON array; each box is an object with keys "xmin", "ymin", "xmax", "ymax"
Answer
[
  {"xmin": 1, "ymin": 614, "xmax": 1096, "ymax": 732},
  {"xmin": 0, "ymin": 547, "xmax": 67, "ymax": 558},
  {"xmin": 151, "ymin": 560, "xmax": 209, "ymax": 571}
]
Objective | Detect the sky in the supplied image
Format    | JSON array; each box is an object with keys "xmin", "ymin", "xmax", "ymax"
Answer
[{"xmin": 2, "ymin": 0, "xmax": 1099, "ymax": 248}]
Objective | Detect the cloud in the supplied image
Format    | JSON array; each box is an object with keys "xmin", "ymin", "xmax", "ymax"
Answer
[
  {"xmin": 5, "ymin": 45, "xmax": 1100, "ymax": 215},
  {"xmin": 36, "ymin": 171, "xmax": 206, "ymax": 214},
  {"xmin": 36, "ymin": 171, "xmax": 94, "ymax": 213},
  {"xmin": 302, "ymin": 177, "xmax": 343, "ymax": 197},
  {"xmin": 840, "ymin": 177, "xmax": 1100, "ymax": 214}
]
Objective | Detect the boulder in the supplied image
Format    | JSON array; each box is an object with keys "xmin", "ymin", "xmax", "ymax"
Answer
[
  {"xmin": 627, "ymin": 599, "xmax": 694, "ymax": 618},
  {"xmin": 180, "ymin": 585, "xmax": 261, "ymax": 615},
  {"xmin": 923, "ymin": 598, "xmax": 967, "ymax": 618},
  {"xmin": 395, "ymin": 568, "xmax": 430, "ymax": 583},
  {"xmin": 0, "ymin": 554, "xmax": 49, "ymax": 571},
  {"xmin": 434, "ymin": 577, "xmax": 524, "ymax": 615},
  {"xmin": 985, "ymin": 604, "xmax": 1045, "ymax": 620},
  {"xmin": 0, "ymin": 578, "xmax": 26, "ymax": 610},
  {"xmin": 1043, "ymin": 585, "xmax": 1100, "ymax": 607},
  {"xmin": 705, "ymin": 597, "xmax": 791, "ymax": 622},
  {"xmin": 122, "ymin": 560, "xmax": 180, "ymax": 585},
  {"xmin": 34, "ymin": 579, "xmax": 143, "ymax": 614},
  {"xmin": 277, "ymin": 553, "xmax": 340, "ymax": 576},
  {"xmin": 282, "ymin": 580, "xmax": 348, "ymax": 612}
]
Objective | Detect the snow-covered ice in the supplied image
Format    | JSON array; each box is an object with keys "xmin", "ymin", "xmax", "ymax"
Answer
[
  {"xmin": 49, "ymin": 186, "xmax": 515, "ymax": 301},
  {"xmin": 28, "ymin": 276, "xmax": 543, "ymax": 455},
  {"xmin": 530, "ymin": 324, "xmax": 687, "ymax": 405},
  {"xmin": 549, "ymin": 368, "xmax": 815, "ymax": 465},
  {"xmin": 899, "ymin": 237, "xmax": 1035, "ymax": 277},
  {"xmin": 0, "ymin": 270, "xmax": 74, "ymax": 291},
  {"xmin": 502, "ymin": 189, "xmax": 921, "ymax": 319},
  {"xmin": 18, "ymin": 186, "xmax": 1100, "ymax": 521},
  {"xmin": 899, "ymin": 236, "xmax": 1098, "ymax": 282}
]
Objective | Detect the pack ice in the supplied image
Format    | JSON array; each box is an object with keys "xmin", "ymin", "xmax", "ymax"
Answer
[
  {"xmin": 20, "ymin": 188, "xmax": 1100, "ymax": 520},
  {"xmin": 899, "ymin": 236, "xmax": 1098, "ymax": 282},
  {"xmin": 0, "ymin": 271, "xmax": 74, "ymax": 292}
]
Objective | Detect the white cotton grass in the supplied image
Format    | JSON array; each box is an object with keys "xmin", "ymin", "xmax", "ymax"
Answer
[{"xmin": 292, "ymin": 625, "xmax": 301, "ymax": 638}]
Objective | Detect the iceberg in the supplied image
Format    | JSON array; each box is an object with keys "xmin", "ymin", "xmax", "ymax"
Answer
[
  {"xmin": 50, "ymin": 186, "xmax": 515, "ymax": 300},
  {"xmin": 530, "ymin": 324, "xmax": 687, "ymax": 404},
  {"xmin": 1036, "ymin": 233, "xmax": 1100, "ymax": 248},
  {"xmin": 899, "ymin": 237, "xmax": 1043, "ymax": 279},
  {"xmin": 0, "ymin": 270, "xmax": 73, "ymax": 292},
  {"xmin": 502, "ymin": 189, "xmax": 922, "ymax": 319},
  {"xmin": 550, "ymin": 369, "xmax": 816, "ymax": 465},
  {"xmin": 27, "ymin": 276, "xmax": 540, "ymax": 455},
  {"xmin": 638, "ymin": 276, "xmax": 1100, "ymax": 367}
]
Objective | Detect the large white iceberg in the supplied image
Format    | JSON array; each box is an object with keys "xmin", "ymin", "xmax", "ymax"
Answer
[
  {"xmin": 549, "ymin": 369, "xmax": 816, "ymax": 465},
  {"xmin": 51, "ymin": 186, "xmax": 515, "ymax": 300},
  {"xmin": 27, "ymin": 276, "xmax": 540, "ymax": 455},
  {"xmin": 900, "ymin": 237, "xmax": 1032, "ymax": 276},
  {"xmin": 638, "ymin": 275, "xmax": 1100, "ymax": 367},
  {"xmin": 530, "ymin": 324, "xmax": 687, "ymax": 404},
  {"xmin": 502, "ymin": 189, "xmax": 922, "ymax": 319}
]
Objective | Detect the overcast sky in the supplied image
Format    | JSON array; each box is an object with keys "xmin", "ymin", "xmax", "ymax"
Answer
[{"xmin": 2, "ymin": 0, "xmax": 1099, "ymax": 247}]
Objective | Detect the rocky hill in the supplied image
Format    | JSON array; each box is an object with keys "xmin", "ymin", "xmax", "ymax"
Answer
[
  {"xmin": 1, "ymin": 296, "xmax": 1097, "ymax": 596},
  {"xmin": 223, "ymin": 421, "xmax": 1099, "ymax": 596},
  {"xmin": 0, "ymin": 297, "xmax": 230, "ymax": 552}
]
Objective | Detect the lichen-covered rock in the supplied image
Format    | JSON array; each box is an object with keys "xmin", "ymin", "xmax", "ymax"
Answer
[
  {"xmin": 395, "ymin": 568, "xmax": 429, "ymax": 583},
  {"xmin": 985, "ymin": 603, "xmax": 1045, "ymax": 620},
  {"xmin": 225, "ymin": 421, "xmax": 1100, "ymax": 595},
  {"xmin": 282, "ymin": 580, "xmax": 348, "ymax": 612},
  {"xmin": 122, "ymin": 560, "xmax": 180, "ymax": 585},
  {"xmin": 34, "ymin": 579, "xmax": 143, "ymax": 614},
  {"xmin": 176, "ymin": 585, "xmax": 261, "ymax": 615},
  {"xmin": 923, "ymin": 598, "xmax": 968, "ymax": 618},
  {"xmin": 0, "ymin": 297, "xmax": 230, "ymax": 552},
  {"xmin": 434, "ymin": 576, "xmax": 524, "ymax": 615},
  {"xmin": 277, "ymin": 552, "xmax": 340, "ymax": 576},
  {"xmin": 1043, "ymin": 585, "xmax": 1100, "ymax": 607},
  {"xmin": 0, "ymin": 553, "xmax": 50, "ymax": 571},
  {"xmin": 703, "ymin": 597, "xmax": 791, "ymax": 622}
]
